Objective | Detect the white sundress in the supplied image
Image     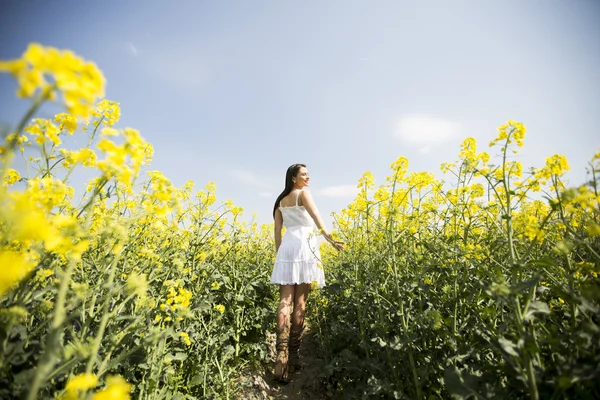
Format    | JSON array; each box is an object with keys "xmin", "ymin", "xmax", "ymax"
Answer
[{"xmin": 270, "ymin": 189, "xmax": 326, "ymax": 288}]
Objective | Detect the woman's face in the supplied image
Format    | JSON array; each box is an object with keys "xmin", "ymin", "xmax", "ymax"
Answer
[{"xmin": 293, "ymin": 167, "xmax": 310, "ymax": 188}]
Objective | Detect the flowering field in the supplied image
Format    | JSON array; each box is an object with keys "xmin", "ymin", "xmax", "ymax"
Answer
[
  {"xmin": 0, "ymin": 44, "xmax": 278, "ymax": 400},
  {"xmin": 311, "ymin": 128, "xmax": 600, "ymax": 398},
  {"xmin": 1, "ymin": 44, "xmax": 599, "ymax": 400}
]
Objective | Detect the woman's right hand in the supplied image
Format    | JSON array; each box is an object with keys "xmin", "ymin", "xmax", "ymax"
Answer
[
  {"xmin": 325, "ymin": 233, "xmax": 344, "ymax": 251},
  {"xmin": 331, "ymin": 240, "xmax": 344, "ymax": 251}
]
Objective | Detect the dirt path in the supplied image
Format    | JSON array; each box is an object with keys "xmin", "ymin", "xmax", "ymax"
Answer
[{"xmin": 236, "ymin": 323, "xmax": 328, "ymax": 400}]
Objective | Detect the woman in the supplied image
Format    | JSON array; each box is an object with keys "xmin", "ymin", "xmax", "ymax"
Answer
[{"xmin": 270, "ymin": 163, "xmax": 344, "ymax": 382}]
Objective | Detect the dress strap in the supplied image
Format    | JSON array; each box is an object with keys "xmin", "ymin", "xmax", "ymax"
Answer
[{"xmin": 295, "ymin": 189, "xmax": 301, "ymax": 206}]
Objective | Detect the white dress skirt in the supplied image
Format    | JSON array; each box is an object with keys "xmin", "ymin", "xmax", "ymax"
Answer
[{"xmin": 270, "ymin": 191, "xmax": 326, "ymax": 288}]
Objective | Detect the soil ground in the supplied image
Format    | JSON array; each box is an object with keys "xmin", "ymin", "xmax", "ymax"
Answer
[{"xmin": 235, "ymin": 323, "xmax": 329, "ymax": 400}]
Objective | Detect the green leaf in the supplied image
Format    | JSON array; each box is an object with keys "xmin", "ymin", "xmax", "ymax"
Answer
[
  {"xmin": 498, "ymin": 337, "xmax": 520, "ymax": 357},
  {"xmin": 173, "ymin": 352, "xmax": 188, "ymax": 361},
  {"xmin": 443, "ymin": 366, "xmax": 480, "ymax": 399},
  {"xmin": 523, "ymin": 301, "xmax": 550, "ymax": 322},
  {"xmin": 510, "ymin": 276, "xmax": 541, "ymax": 295}
]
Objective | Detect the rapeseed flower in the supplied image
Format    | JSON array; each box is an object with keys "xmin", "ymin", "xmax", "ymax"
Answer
[
  {"xmin": 214, "ymin": 304, "xmax": 225, "ymax": 313},
  {"xmin": 0, "ymin": 43, "xmax": 105, "ymax": 118},
  {"xmin": 180, "ymin": 332, "xmax": 192, "ymax": 346},
  {"xmin": 126, "ymin": 272, "xmax": 148, "ymax": 299},
  {"xmin": 92, "ymin": 100, "xmax": 121, "ymax": 127},
  {"xmin": 60, "ymin": 373, "xmax": 98, "ymax": 399},
  {"xmin": 91, "ymin": 375, "xmax": 131, "ymax": 400},
  {"xmin": 3, "ymin": 169, "xmax": 20, "ymax": 186},
  {"xmin": 54, "ymin": 112, "xmax": 77, "ymax": 134},
  {"xmin": 0, "ymin": 251, "xmax": 35, "ymax": 295}
]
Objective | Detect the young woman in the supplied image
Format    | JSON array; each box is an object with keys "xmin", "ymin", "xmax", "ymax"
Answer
[{"xmin": 270, "ymin": 163, "xmax": 344, "ymax": 382}]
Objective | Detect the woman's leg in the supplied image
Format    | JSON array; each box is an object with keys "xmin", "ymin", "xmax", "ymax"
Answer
[
  {"xmin": 277, "ymin": 284, "xmax": 295, "ymax": 331},
  {"xmin": 289, "ymin": 283, "xmax": 310, "ymax": 371},
  {"xmin": 274, "ymin": 284, "xmax": 295, "ymax": 380}
]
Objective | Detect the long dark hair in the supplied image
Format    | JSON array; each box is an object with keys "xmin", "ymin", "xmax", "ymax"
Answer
[{"xmin": 273, "ymin": 163, "xmax": 306, "ymax": 218}]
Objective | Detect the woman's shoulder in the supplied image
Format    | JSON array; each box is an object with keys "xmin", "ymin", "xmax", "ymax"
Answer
[
  {"xmin": 299, "ymin": 188, "xmax": 312, "ymax": 197},
  {"xmin": 298, "ymin": 188, "xmax": 313, "ymax": 204}
]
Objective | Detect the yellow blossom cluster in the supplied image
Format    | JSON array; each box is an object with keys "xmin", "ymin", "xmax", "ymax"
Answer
[
  {"xmin": 196, "ymin": 181, "xmax": 217, "ymax": 207},
  {"xmin": 534, "ymin": 154, "xmax": 570, "ymax": 183},
  {"xmin": 154, "ymin": 280, "xmax": 195, "ymax": 326},
  {"xmin": 489, "ymin": 120, "xmax": 526, "ymax": 148},
  {"xmin": 92, "ymin": 99, "xmax": 121, "ymax": 127},
  {"xmin": 96, "ymin": 127, "xmax": 154, "ymax": 186},
  {"xmin": 3, "ymin": 169, "xmax": 21, "ymax": 186},
  {"xmin": 0, "ymin": 43, "xmax": 105, "ymax": 118},
  {"xmin": 180, "ymin": 331, "xmax": 192, "ymax": 346},
  {"xmin": 142, "ymin": 171, "xmax": 179, "ymax": 216},
  {"xmin": 214, "ymin": 304, "xmax": 226, "ymax": 313},
  {"xmin": 60, "ymin": 148, "xmax": 97, "ymax": 169},
  {"xmin": 24, "ymin": 118, "xmax": 62, "ymax": 146},
  {"xmin": 126, "ymin": 272, "xmax": 149, "ymax": 299}
]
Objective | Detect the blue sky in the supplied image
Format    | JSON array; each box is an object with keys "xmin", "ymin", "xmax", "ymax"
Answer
[{"xmin": 1, "ymin": 0, "xmax": 599, "ymax": 227}]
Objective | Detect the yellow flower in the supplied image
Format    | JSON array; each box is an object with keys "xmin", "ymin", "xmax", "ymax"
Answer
[
  {"xmin": 389, "ymin": 156, "xmax": 409, "ymax": 180},
  {"xmin": 101, "ymin": 127, "xmax": 119, "ymax": 137},
  {"xmin": 0, "ymin": 250, "xmax": 36, "ymax": 296},
  {"xmin": 3, "ymin": 133, "xmax": 29, "ymax": 153},
  {"xmin": 34, "ymin": 268, "xmax": 54, "ymax": 282},
  {"xmin": 60, "ymin": 148, "xmax": 97, "ymax": 169},
  {"xmin": 214, "ymin": 304, "xmax": 225, "ymax": 313},
  {"xmin": 92, "ymin": 99, "xmax": 121, "ymax": 127},
  {"xmin": 211, "ymin": 281, "xmax": 220, "ymax": 290},
  {"xmin": 26, "ymin": 177, "xmax": 74, "ymax": 213},
  {"xmin": 0, "ymin": 306, "xmax": 29, "ymax": 323},
  {"xmin": 1, "ymin": 43, "xmax": 105, "ymax": 117},
  {"xmin": 470, "ymin": 183, "xmax": 485, "ymax": 198},
  {"xmin": 25, "ymin": 118, "xmax": 61, "ymax": 146},
  {"xmin": 490, "ymin": 120, "xmax": 526, "ymax": 148},
  {"xmin": 587, "ymin": 223, "xmax": 600, "ymax": 237},
  {"xmin": 126, "ymin": 272, "xmax": 148, "ymax": 299},
  {"xmin": 91, "ymin": 375, "xmax": 131, "ymax": 400},
  {"xmin": 54, "ymin": 113, "xmax": 77, "ymax": 134},
  {"xmin": 535, "ymin": 154, "xmax": 570, "ymax": 180},
  {"xmin": 180, "ymin": 331, "xmax": 191, "ymax": 346},
  {"xmin": 3, "ymin": 169, "xmax": 21, "ymax": 186},
  {"xmin": 63, "ymin": 373, "xmax": 98, "ymax": 399},
  {"xmin": 358, "ymin": 171, "xmax": 375, "ymax": 190}
]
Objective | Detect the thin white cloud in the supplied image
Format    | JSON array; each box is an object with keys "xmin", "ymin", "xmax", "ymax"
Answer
[
  {"xmin": 127, "ymin": 42, "xmax": 138, "ymax": 56},
  {"xmin": 231, "ymin": 170, "xmax": 270, "ymax": 189},
  {"xmin": 396, "ymin": 115, "xmax": 460, "ymax": 146},
  {"xmin": 258, "ymin": 192, "xmax": 272, "ymax": 197},
  {"xmin": 318, "ymin": 185, "xmax": 358, "ymax": 197},
  {"xmin": 419, "ymin": 146, "xmax": 431, "ymax": 154}
]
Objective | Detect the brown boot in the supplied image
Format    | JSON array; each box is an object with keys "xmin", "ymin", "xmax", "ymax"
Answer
[
  {"xmin": 288, "ymin": 324, "xmax": 304, "ymax": 373},
  {"xmin": 274, "ymin": 325, "xmax": 290, "ymax": 382}
]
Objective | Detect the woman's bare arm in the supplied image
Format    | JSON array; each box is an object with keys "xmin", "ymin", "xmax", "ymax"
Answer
[
  {"xmin": 274, "ymin": 208, "xmax": 283, "ymax": 251},
  {"xmin": 299, "ymin": 189, "xmax": 329, "ymax": 236},
  {"xmin": 300, "ymin": 190, "xmax": 344, "ymax": 251}
]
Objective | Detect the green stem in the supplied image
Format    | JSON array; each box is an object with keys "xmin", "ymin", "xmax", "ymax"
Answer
[
  {"xmin": 400, "ymin": 301, "xmax": 421, "ymax": 398},
  {"xmin": 85, "ymin": 244, "xmax": 124, "ymax": 373},
  {"xmin": 1, "ymin": 89, "xmax": 48, "ymax": 181},
  {"xmin": 526, "ymin": 356, "xmax": 539, "ymax": 400},
  {"xmin": 27, "ymin": 260, "xmax": 77, "ymax": 400}
]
